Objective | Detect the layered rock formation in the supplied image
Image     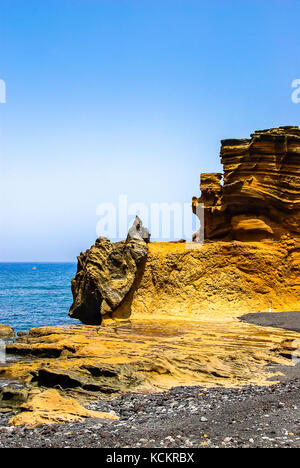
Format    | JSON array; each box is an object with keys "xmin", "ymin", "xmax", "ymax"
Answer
[
  {"xmin": 9, "ymin": 389, "xmax": 118, "ymax": 428},
  {"xmin": 110, "ymin": 240, "xmax": 299, "ymax": 320},
  {"xmin": 68, "ymin": 127, "xmax": 299, "ymax": 327},
  {"xmin": 1, "ymin": 126, "xmax": 299, "ymax": 426},
  {"xmin": 2, "ymin": 312, "xmax": 300, "ymax": 421},
  {"xmin": 193, "ymin": 127, "xmax": 300, "ymax": 241},
  {"xmin": 69, "ymin": 237, "xmax": 148, "ymax": 325}
]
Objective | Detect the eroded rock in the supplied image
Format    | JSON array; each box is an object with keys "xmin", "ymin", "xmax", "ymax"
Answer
[
  {"xmin": 9, "ymin": 389, "xmax": 119, "ymax": 428},
  {"xmin": 69, "ymin": 237, "xmax": 148, "ymax": 325},
  {"xmin": 127, "ymin": 216, "xmax": 151, "ymax": 243},
  {"xmin": 112, "ymin": 240, "xmax": 299, "ymax": 320},
  {"xmin": 0, "ymin": 384, "xmax": 28, "ymax": 409},
  {"xmin": 193, "ymin": 127, "xmax": 300, "ymax": 241},
  {"xmin": 0, "ymin": 325, "xmax": 14, "ymax": 340},
  {"xmin": 1, "ymin": 312, "xmax": 300, "ymax": 414},
  {"xmin": 1, "ymin": 127, "xmax": 299, "ymax": 427}
]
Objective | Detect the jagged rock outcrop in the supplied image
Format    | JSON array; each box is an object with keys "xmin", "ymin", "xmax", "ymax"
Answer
[
  {"xmin": 127, "ymin": 216, "xmax": 151, "ymax": 243},
  {"xmin": 69, "ymin": 237, "xmax": 148, "ymax": 325},
  {"xmin": 1, "ymin": 128, "xmax": 300, "ymax": 425},
  {"xmin": 0, "ymin": 325, "xmax": 14, "ymax": 340},
  {"xmin": 69, "ymin": 127, "xmax": 299, "ymax": 327},
  {"xmin": 193, "ymin": 127, "xmax": 300, "ymax": 241}
]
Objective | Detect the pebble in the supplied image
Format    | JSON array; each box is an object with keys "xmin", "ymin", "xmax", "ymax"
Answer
[{"xmin": 0, "ymin": 378, "xmax": 300, "ymax": 448}]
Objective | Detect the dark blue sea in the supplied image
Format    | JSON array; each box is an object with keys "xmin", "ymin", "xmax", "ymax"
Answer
[{"xmin": 0, "ymin": 263, "xmax": 79, "ymax": 333}]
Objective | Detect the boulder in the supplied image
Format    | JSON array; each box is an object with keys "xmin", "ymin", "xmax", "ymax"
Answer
[
  {"xmin": 127, "ymin": 216, "xmax": 151, "ymax": 243},
  {"xmin": 69, "ymin": 237, "xmax": 148, "ymax": 324},
  {"xmin": 0, "ymin": 325, "xmax": 14, "ymax": 340}
]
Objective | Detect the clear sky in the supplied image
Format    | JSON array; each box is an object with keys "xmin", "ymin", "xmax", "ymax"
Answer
[{"xmin": 0, "ymin": 0, "xmax": 300, "ymax": 261}]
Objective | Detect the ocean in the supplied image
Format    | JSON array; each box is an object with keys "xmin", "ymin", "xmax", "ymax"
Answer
[{"xmin": 0, "ymin": 263, "xmax": 79, "ymax": 333}]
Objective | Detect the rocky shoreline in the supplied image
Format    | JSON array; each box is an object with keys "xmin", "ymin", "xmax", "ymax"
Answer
[
  {"xmin": 1, "ymin": 376, "xmax": 300, "ymax": 448},
  {"xmin": 1, "ymin": 310, "xmax": 300, "ymax": 428},
  {"xmin": 0, "ymin": 126, "xmax": 299, "ymax": 447}
]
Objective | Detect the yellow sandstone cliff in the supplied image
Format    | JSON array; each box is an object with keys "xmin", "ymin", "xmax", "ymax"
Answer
[
  {"xmin": 69, "ymin": 127, "xmax": 299, "ymax": 326},
  {"xmin": 110, "ymin": 238, "xmax": 299, "ymax": 322},
  {"xmin": 1, "ymin": 127, "xmax": 299, "ymax": 426},
  {"xmin": 193, "ymin": 126, "xmax": 300, "ymax": 241}
]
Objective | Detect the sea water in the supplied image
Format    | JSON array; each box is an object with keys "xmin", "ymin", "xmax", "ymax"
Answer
[{"xmin": 0, "ymin": 263, "xmax": 79, "ymax": 333}]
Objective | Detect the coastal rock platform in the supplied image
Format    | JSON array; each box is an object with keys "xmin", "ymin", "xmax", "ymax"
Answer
[
  {"xmin": 1, "ymin": 306, "xmax": 300, "ymax": 427},
  {"xmin": 0, "ymin": 238, "xmax": 299, "ymax": 426},
  {"xmin": 0, "ymin": 126, "xmax": 299, "ymax": 429}
]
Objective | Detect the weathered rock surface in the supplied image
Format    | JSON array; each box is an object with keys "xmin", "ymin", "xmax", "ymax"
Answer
[
  {"xmin": 1, "ymin": 241, "xmax": 299, "ymax": 424},
  {"xmin": 3, "ymin": 381, "xmax": 300, "ymax": 448},
  {"xmin": 0, "ymin": 325, "xmax": 14, "ymax": 340},
  {"xmin": 0, "ymin": 384, "xmax": 28, "ymax": 412},
  {"xmin": 9, "ymin": 389, "xmax": 118, "ymax": 428},
  {"xmin": 1, "ymin": 307, "xmax": 300, "ymax": 422},
  {"xmin": 127, "ymin": 216, "xmax": 151, "ymax": 243},
  {"xmin": 69, "ymin": 127, "xmax": 299, "ymax": 327},
  {"xmin": 111, "ymin": 240, "xmax": 299, "ymax": 320},
  {"xmin": 69, "ymin": 237, "xmax": 148, "ymax": 325},
  {"xmin": 193, "ymin": 127, "xmax": 300, "ymax": 241},
  {"xmin": 1, "ymin": 127, "xmax": 299, "ymax": 427}
]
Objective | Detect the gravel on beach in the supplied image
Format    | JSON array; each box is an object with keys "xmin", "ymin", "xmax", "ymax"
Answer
[
  {"xmin": 1, "ymin": 377, "xmax": 300, "ymax": 448},
  {"xmin": 240, "ymin": 311, "xmax": 300, "ymax": 333}
]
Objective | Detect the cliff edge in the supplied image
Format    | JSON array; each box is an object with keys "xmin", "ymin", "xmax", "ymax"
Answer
[
  {"xmin": 70, "ymin": 127, "xmax": 299, "ymax": 325},
  {"xmin": 1, "ymin": 127, "xmax": 299, "ymax": 422},
  {"xmin": 193, "ymin": 126, "xmax": 300, "ymax": 241}
]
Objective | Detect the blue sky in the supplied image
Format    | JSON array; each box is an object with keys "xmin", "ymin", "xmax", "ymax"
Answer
[{"xmin": 0, "ymin": 0, "xmax": 300, "ymax": 261}]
